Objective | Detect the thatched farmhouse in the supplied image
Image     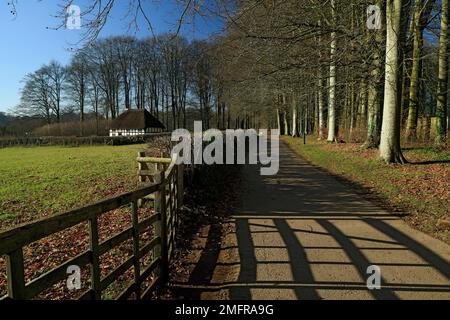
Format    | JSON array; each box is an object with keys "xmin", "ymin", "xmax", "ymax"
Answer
[{"xmin": 109, "ymin": 109, "xmax": 165, "ymax": 137}]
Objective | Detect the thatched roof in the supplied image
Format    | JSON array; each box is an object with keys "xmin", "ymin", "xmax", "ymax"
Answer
[{"xmin": 111, "ymin": 109, "xmax": 165, "ymax": 130}]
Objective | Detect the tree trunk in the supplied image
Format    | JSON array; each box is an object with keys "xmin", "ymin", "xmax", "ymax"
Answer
[
  {"xmin": 365, "ymin": 0, "xmax": 384, "ymax": 148},
  {"xmin": 436, "ymin": 0, "xmax": 449, "ymax": 146},
  {"xmin": 292, "ymin": 94, "xmax": 299, "ymax": 137},
  {"xmin": 283, "ymin": 111, "xmax": 289, "ymax": 136},
  {"xmin": 379, "ymin": 0, "xmax": 408, "ymax": 164},
  {"xmin": 349, "ymin": 83, "xmax": 355, "ymax": 141},
  {"xmin": 400, "ymin": 53, "xmax": 409, "ymax": 127},
  {"xmin": 405, "ymin": 0, "xmax": 423, "ymax": 142},
  {"xmin": 317, "ymin": 19, "xmax": 326, "ymax": 140},
  {"xmin": 424, "ymin": 114, "xmax": 432, "ymax": 141},
  {"xmin": 357, "ymin": 81, "xmax": 368, "ymax": 130},
  {"xmin": 318, "ymin": 73, "xmax": 326, "ymax": 140},
  {"xmin": 276, "ymin": 108, "xmax": 282, "ymax": 135},
  {"xmin": 327, "ymin": 0, "xmax": 337, "ymax": 142}
]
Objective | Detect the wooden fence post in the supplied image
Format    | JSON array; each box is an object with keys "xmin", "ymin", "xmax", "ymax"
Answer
[
  {"xmin": 131, "ymin": 200, "xmax": 141, "ymax": 299},
  {"xmin": 89, "ymin": 218, "xmax": 101, "ymax": 299},
  {"xmin": 138, "ymin": 151, "xmax": 148, "ymax": 183},
  {"xmin": 6, "ymin": 248, "xmax": 26, "ymax": 299},
  {"xmin": 154, "ymin": 172, "xmax": 168, "ymax": 284},
  {"xmin": 177, "ymin": 164, "xmax": 184, "ymax": 208}
]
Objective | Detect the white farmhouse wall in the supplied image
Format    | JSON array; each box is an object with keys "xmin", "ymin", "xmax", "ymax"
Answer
[{"xmin": 109, "ymin": 128, "xmax": 163, "ymax": 137}]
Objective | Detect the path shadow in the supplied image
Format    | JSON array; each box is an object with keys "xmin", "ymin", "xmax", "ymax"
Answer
[
  {"xmin": 409, "ymin": 160, "xmax": 450, "ymax": 165},
  {"xmin": 272, "ymin": 219, "xmax": 321, "ymax": 299},
  {"xmin": 229, "ymin": 219, "xmax": 256, "ymax": 299},
  {"xmin": 170, "ymin": 141, "xmax": 450, "ymax": 300},
  {"xmin": 365, "ymin": 218, "xmax": 450, "ymax": 280},
  {"xmin": 170, "ymin": 223, "xmax": 223, "ymax": 300}
]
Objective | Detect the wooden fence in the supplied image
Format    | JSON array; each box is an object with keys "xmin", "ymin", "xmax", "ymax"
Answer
[{"xmin": 0, "ymin": 153, "xmax": 184, "ymax": 300}]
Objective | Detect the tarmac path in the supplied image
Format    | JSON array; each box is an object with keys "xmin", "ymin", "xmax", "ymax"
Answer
[{"xmin": 171, "ymin": 140, "xmax": 450, "ymax": 300}]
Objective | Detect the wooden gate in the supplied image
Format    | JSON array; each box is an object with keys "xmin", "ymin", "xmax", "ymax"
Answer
[{"xmin": 0, "ymin": 154, "xmax": 184, "ymax": 300}]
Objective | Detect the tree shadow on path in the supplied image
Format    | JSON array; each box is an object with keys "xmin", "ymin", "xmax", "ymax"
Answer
[{"xmin": 170, "ymin": 141, "xmax": 450, "ymax": 300}]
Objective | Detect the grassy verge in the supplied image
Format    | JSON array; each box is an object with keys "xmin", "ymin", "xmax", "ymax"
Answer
[
  {"xmin": 0, "ymin": 144, "xmax": 147, "ymax": 230},
  {"xmin": 283, "ymin": 136, "xmax": 450, "ymax": 244}
]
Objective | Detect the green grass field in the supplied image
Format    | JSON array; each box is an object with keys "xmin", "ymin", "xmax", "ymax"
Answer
[
  {"xmin": 284, "ymin": 136, "xmax": 450, "ymax": 244},
  {"xmin": 0, "ymin": 144, "xmax": 147, "ymax": 230}
]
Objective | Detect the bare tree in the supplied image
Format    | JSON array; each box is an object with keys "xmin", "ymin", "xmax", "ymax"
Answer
[
  {"xmin": 66, "ymin": 52, "xmax": 89, "ymax": 134},
  {"xmin": 18, "ymin": 69, "xmax": 53, "ymax": 124},
  {"xmin": 45, "ymin": 61, "xmax": 66, "ymax": 123}
]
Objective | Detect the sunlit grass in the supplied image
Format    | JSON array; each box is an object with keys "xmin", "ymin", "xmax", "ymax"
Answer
[{"xmin": 0, "ymin": 144, "xmax": 146, "ymax": 228}]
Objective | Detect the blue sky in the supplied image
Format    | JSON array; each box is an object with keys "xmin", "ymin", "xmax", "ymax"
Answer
[{"xmin": 0, "ymin": 0, "xmax": 223, "ymax": 113}]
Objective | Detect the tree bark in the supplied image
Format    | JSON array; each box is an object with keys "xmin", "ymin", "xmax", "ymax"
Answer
[
  {"xmin": 405, "ymin": 0, "xmax": 423, "ymax": 142},
  {"xmin": 327, "ymin": 0, "xmax": 337, "ymax": 142},
  {"xmin": 283, "ymin": 110, "xmax": 289, "ymax": 136},
  {"xmin": 436, "ymin": 0, "xmax": 449, "ymax": 146},
  {"xmin": 379, "ymin": 0, "xmax": 408, "ymax": 163},
  {"xmin": 276, "ymin": 108, "xmax": 282, "ymax": 136},
  {"xmin": 318, "ymin": 72, "xmax": 326, "ymax": 140},
  {"xmin": 292, "ymin": 93, "xmax": 299, "ymax": 137},
  {"xmin": 365, "ymin": 0, "xmax": 384, "ymax": 148}
]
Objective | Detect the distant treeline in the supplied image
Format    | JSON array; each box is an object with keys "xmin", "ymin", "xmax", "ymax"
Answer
[
  {"xmin": 13, "ymin": 34, "xmax": 234, "ymax": 136},
  {"xmin": 0, "ymin": 111, "xmax": 109, "ymax": 137}
]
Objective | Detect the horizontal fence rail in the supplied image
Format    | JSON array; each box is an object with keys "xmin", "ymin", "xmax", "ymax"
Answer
[{"xmin": 0, "ymin": 154, "xmax": 184, "ymax": 300}]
